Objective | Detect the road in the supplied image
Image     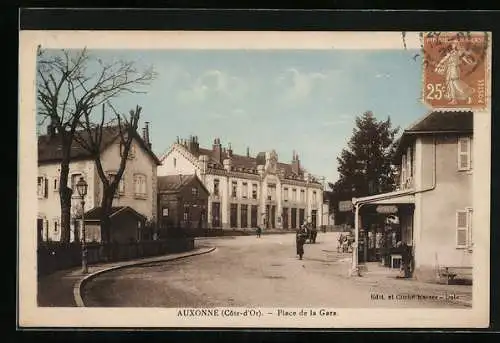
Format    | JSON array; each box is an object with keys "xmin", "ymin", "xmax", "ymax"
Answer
[{"xmin": 82, "ymin": 232, "xmax": 472, "ymax": 308}]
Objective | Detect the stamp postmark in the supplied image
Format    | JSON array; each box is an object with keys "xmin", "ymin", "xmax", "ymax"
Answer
[{"xmin": 422, "ymin": 31, "xmax": 489, "ymax": 110}]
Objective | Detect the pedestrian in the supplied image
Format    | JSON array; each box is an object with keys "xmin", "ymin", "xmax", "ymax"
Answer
[
  {"xmin": 256, "ymin": 226, "xmax": 262, "ymax": 238},
  {"xmin": 311, "ymin": 225, "xmax": 318, "ymax": 244},
  {"xmin": 296, "ymin": 221, "xmax": 308, "ymax": 260},
  {"xmin": 401, "ymin": 242, "xmax": 412, "ymax": 278},
  {"xmin": 337, "ymin": 234, "xmax": 344, "ymax": 253}
]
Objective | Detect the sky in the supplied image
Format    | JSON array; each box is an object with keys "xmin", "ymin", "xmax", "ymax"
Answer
[{"xmin": 42, "ymin": 48, "xmax": 428, "ymax": 185}]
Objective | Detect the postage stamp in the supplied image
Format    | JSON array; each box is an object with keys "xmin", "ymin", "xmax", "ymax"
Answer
[
  {"xmin": 422, "ymin": 31, "xmax": 489, "ymax": 109},
  {"xmin": 18, "ymin": 30, "xmax": 491, "ymax": 329}
]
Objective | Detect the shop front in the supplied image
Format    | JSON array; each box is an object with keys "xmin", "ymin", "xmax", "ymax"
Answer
[
  {"xmin": 357, "ymin": 204, "xmax": 414, "ymax": 271},
  {"xmin": 351, "ymin": 190, "xmax": 415, "ymax": 277}
]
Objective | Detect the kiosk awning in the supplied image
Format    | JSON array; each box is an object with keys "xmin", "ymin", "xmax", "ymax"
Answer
[{"xmin": 352, "ymin": 189, "xmax": 415, "ymax": 206}]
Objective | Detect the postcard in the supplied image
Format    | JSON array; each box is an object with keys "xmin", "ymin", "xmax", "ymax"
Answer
[{"xmin": 18, "ymin": 30, "xmax": 491, "ymax": 328}]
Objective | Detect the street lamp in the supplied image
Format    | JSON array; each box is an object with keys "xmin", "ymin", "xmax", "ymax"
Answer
[{"xmin": 76, "ymin": 177, "xmax": 88, "ymax": 274}]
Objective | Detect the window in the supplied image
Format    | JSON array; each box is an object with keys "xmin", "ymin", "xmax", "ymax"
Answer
[
  {"xmin": 267, "ymin": 184, "xmax": 276, "ymax": 201},
  {"xmin": 192, "ymin": 187, "xmax": 199, "ymax": 197},
  {"xmin": 292, "ymin": 188, "xmax": 297, "ymax": 201},
  {"xmin": 313, "ymin": 191, "xmax": 317, "ymax": 204},
  {"xmin": 173, "ymin": 158, "xmax": 177, "ymax": 168},
  {"xmin": 120, "ymin": 142, "xmax": 135, "ymax": 159},
  {"xmin": 70, "ymin": 173, "xmax": 82, "ymax": 195},
  {"xmin": 212, "ymin": 202, "xmax": 221, "ymax": 227},
  {"xmin": 458, "ymin": 137, "xmax": 472, "ymax": 171},
  {"xmin": 53, "ymin": 178, "xmax": 59, "ymax": 192},
  {"xmin": 133, "ymin": 174, "xmax": 147, "ymax": 198},
  {"xmin": 300, "ymin": 189, "xmax": 305, "ymax": 202},
  {"xmin": 252, "ymin": 184, "xmax": 258, "ymax": 199},
  {"xmin": 456, "ymin": 210, "xmax": 469, "ymax": 248},
  {"xmin": 230, "ymin": 203, "xmax": 238, "ymax": 228},
  {"xmin": 37, "ymin": 176, "xmax": 48, "ymax": 198},
  {"xmin": 213, "ymin": 179, "xmax": 220, "ymax": 196},
  {"xmin": 283, "ymin": 187, "xmax": 289, "ymax": 201},
  {"xmin": 241, "ymin": 204, "xmax": 248, "ymax": 228},
  {"xmin": 108, "ymin": 172, "xmax": 125, "ymax": 195},
  {"xmin": 53, "ymin": 219, "xmax": 59, "ymax": 238},
  {"xmin": 232, "ymin": 181, "xmax": 237, "ymax": 198},
  {"xmin": 407, "ymin": 147, "xmax": 413, "ymax": 178},
  {"xmin": 242, "ymin": 182, "xmax": 248, "ymax": 198}
]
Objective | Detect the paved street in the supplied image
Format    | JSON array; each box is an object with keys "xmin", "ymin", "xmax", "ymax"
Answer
[{"xmin": 82, "ymin": 232, "xmax": 472, "ymax": 308}]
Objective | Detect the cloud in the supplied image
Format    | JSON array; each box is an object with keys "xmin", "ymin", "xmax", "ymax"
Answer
[
  {"xmin": 375, "ymin": 72, "xmax": 391, "ymax": 78},
  {"xmin": 275, "ymin": 68, "xmax": 329, "ymax": 103},
  {"xmin": 206, "ymin": 108, "xmax": 247, "ymax": 120},
  {"xmin": 176, "ymin": 69, "xmax": 247, "ymax": 104},
  {"xmin": 322, "ymin": 119, "xmax": 349, "ymax": 127},
  {"xmin": 231, "ymin": 108, "xmax": 246, "ymax": 117}
]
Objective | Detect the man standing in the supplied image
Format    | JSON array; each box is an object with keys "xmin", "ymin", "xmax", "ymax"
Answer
[{"xmin": 296, "ymin": 221, "xmax": 308, "ymax": 260}]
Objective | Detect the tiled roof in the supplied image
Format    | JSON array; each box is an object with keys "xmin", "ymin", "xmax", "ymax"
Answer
[
  {"xmin": 38, "ymin": 126, "xmax": 161, "ymax": 165},
  {"xmin": 394, "ymin": 111, "xmax": 473, "ymax": 162},
  {"xmin": 406, "ymin": 111, "xmax": 473, "ymax": 133},
  {"xmin": 191, "ymin": 147, "xmax": 302, "ymax": 178},
  {"xmin": 157, "ymin": 174, "xmax": 196, "ymax": 192},
  {"xmin": 78, "ymin": 206, "xmax": 147, "ymax": 221}
]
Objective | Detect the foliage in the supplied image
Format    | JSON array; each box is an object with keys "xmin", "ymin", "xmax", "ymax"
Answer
[{"xmin": 328, "ymin": 111, "xmax": 400, "ymax": 224}]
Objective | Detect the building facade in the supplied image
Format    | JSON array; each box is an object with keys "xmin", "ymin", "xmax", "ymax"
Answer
[
  {"xmin": 352, "ymin": 111, "xmax": 473, "ymax": 282},
  {"xmin": 37, "ymin": 123, "xmax": 160, "ymax": 242},
  {"xmin": 157, "ymin": 136, "xmax": 324, "ymax": 230},
  {"xmin": 157, "ymin": 174, "xmax": 210, "ymax": 234}
]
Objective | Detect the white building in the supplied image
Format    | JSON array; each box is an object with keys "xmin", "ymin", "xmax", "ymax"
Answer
[
  {"xmin": 351, "ymin": 111, "xmax": 473, "ymax": 282},
  {"xmin": 37, "ymin": 123, "xmax": 160, "ymax": 242},
  {"xmin": 157, "ymin": 136, "xmax": 324, "ymax": 230}
]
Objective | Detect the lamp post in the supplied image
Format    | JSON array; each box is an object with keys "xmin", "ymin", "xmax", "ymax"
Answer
[{"xmin": 76, "ymin": 177, "xmax": 88, "ymax": 274}]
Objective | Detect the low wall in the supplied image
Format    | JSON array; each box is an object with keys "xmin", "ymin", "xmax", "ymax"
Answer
[{"xmin": 37, "ymin": 237, "xmax": 195, "ymax": 277}]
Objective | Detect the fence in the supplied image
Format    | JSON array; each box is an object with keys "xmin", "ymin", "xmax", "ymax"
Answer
[{"xmin": 37, "ymin": 237, "xmax": 195, "ymax": 277}]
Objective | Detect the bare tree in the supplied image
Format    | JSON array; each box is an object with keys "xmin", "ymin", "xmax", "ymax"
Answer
[
  {"xmin": 75, "ymin": 104, "xmax": 142, "ymax": 245},
  {"xmin": 37, "ymin": 47, "xmax": 155, "ymax": 243}
]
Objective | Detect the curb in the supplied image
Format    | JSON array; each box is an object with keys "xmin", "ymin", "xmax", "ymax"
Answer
[{"xmin": 73, "ymin": 246, "xmax": 216, "ymax": 307}]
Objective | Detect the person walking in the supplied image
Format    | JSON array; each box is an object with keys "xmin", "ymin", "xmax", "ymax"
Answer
[
  {"xmin": 256, "ymin": 226, "xmax": 262, "ymax": 238},
  {"xmin": 296, "ymin": 221, "xmax": 308, "ymax": 260}
]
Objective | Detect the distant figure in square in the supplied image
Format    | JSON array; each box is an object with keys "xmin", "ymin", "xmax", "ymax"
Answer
[
  {"xmin": 296, "ymin": 221, "xmax": 308, "ymax": 260},
  {"xmin": 310, "ymin": 225, "xmax": 318, "ymax": 244},
  {"xmin": 256, "ymin": 226, "xmax": 262, "ymax": 238}
]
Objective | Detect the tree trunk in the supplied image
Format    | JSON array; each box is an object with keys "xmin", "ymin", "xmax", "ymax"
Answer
[
  {"xmin": 59, "ymin": 159, "xmax": 72, "ymax": 243},
  {"xmin": 100, "ymin": 194, "xmax": 113, "ymax": 243},
  {"xmin": 100, "ymin": 189, "xmax": 114, "ymax": 260}
]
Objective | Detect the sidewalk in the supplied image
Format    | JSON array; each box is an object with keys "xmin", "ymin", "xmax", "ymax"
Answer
[
  {"xmin": 348, "ymin": 262, "xmax": 473, "ymax": 307},
  {"xmin": 37, "ymin": 246, "xmax": 215, "ymax": 307}
]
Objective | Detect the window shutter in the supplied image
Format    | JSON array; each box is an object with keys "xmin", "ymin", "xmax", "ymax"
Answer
[
  {"xmin": 458, "ymin": 137, "xmax": 471, "ymax": 170},
  {"xmin": 401, "ymin": 155, "xmax": 407, "ymax": 185},
  {"xmin": 44, "ymin": 177, "xmax": 48, "ymax": 198},
  {"xmin": 456, "ymin": 211, "xmax": 468, "ymax": 248},
  {"xmin": 467, "ymin": 208, "xmax": 473, "ymax": 249},
  {"xmin": 119, "ymin": 177, "xmax": 125, "ymax": 194}
]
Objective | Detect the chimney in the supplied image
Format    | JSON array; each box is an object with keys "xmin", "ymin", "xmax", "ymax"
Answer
[
  {"xmin": 187, "ymin": 135, "xmax": 199, "ymax": 154},
  {"xmin": 246, "ymin": 147, "xmax": 250, "ymax": 157},
  {"xmin": 227, "ymin": 143, "xmax": 233, "ymax": 158},
  {"xmin": 292, "ymin": 151, "xmax": 300, "ymax": 175},
  {"xmin": 47, "ymin": 117, "xmax": 57, "ymax": 138},
  {"xmin": 212, "ymin": 138, "xmax": 222, "ymax": 164},
  {"xmin": 144, "ymin": 122, "xmax": 151, "ymax": 149}
]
